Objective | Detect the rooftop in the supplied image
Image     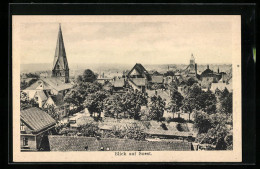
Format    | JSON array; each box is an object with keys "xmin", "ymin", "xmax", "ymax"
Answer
[
  {"xmin": 48, "ymin": 135, "xmax": 193, "ymax": 151},
  {"xmin": 20, "ymin": 107, "xmax": 56, "ymax": 133}
]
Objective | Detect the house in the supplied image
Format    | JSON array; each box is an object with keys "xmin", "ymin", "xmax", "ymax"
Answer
[
  {"xmin": 43, "ymin": 94, "xmax": 69, "ymax": 119},
  {"xmin": 113, "ymin": 77, "xmax": 125, "ymax": 92},
  {"xmin": 20, "ymin": 107, "xmax": 56, "ymax": 151},
  {"xmin": 127, "ymin": 63, "xmax": 151, "ymax": 92},
  {"xmin": 23, "ymin": 77, "xmax": 73, "ymax": 99},
  {"xmin": 33, "ymin": 90, "xmax": 48, "ymax": 108},
  {"xmin": 200, "ymin": 65, "xmax": 221, "ymax": 89},
  {"xmin": 48, "ymin": 136, "xmax": 193, "ymax": 151}
]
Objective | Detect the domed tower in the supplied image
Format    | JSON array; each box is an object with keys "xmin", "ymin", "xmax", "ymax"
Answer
[{"xmin": 52, "ymin": 24, "xmax": 69, "ymax": 83}]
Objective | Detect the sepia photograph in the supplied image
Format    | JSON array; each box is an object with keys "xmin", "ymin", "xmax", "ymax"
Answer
[{"xmin": 12, "ymin": 15, "xmax": 242, "ymax": 162}]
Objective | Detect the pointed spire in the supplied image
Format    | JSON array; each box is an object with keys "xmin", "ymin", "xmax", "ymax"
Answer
[{"xmin": 52, "ymin": 23, "xmax": 69, "ymax": 70}]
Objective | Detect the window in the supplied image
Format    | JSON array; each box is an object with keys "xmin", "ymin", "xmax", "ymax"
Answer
[
  {"xmin": 20, "ymin": 122, "xmax": 25, "ymax": 131},
  {"xmin": 23, "ymin": 138, "xmax": 28, "ymax": 146}
]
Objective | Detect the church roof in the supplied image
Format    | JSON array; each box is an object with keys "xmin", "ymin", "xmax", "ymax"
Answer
[
  {"xmin": 41, "ymin": 77, "xmax": 73, "ymax": 91},
  {"xmin": 52, "ymin": 24, "xmax": 69, "ymax": 71}
]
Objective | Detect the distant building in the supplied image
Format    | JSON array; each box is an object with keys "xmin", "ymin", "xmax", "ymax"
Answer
[
  {"xmin": 200, "ymin": 65, "xmax": 222, "ymax": 89},
  {"xmin": 20, "ymin": 107, "xmax": 56, "ymax": 151},
  {"xmin": 182, "ymin": 54, "xmax": 198, "ymax": 78}
]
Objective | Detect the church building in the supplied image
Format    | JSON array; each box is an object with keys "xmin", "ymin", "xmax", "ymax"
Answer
[
  {"xmin": 52, "ymin": 24, "xmax": 70, "ymax": 83},
  {"xmin": 23, "ymin": 24, "xmax": 72, "ymax": 102}
]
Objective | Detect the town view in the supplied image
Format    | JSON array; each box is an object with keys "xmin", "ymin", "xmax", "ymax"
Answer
[{"xmin": 20, "ymin": 24, "xmax": 233, "ymax": 152}]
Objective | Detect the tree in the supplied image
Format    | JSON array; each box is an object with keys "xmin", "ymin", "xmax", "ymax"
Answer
[
  {"xmin": 193, "ymin": 110, "xmax": 212, "ymax": 134},
  {"xmin": 79, "ymin": 122, "xmax": 100, "ymax": 137},
  {"xmin": 186, "ymin": 77, "xmax": 197, "ymax": 86},
  {"xmin": 110, "ymin": 123, "xmax": 147, "ymax": 141},
  {"xmin": 64, "ymin": 82, "xmax": 102, "ymax": 110},
  {"xmin": 167, "ymin": 89, "xmax": 183, "ymax": 119},
  {"xmin": 103, "ymin": 94, "xmax": 124, "ymax": 119},
  {"xmin": 120, "ymin": 90, "xmax": 148, "ymax": 120},
  {"xmin": 181, "ymin": 84, "xmax": 201, "ymax": 121},
  {"xmin": 82, "ymin": 69, "xmax": 97, "ymax": 83},
  {"xmin": 148, "ymin": 95, "xmax": 166, "ymax": 121},
  {"xmin": 20, "ymin": 91, "xmax": 38, "ymax": 110},
  {"xmin": 217, "ymin": 88, "xmax": 232, "ymax": 114},
  {"xmin": 196, "ymin": 90, "xmax": 217, "ymax": 114},
  {"xmin": 84, "ymin": 90, "xmax": 109, "ymax": 118},
  {"xmin": 42, "ymin": 105, "xmax": 59, "ymax": 121}
]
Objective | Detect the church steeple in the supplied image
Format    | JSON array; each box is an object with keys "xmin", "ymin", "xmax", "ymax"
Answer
[{"xmin": 52, "ymin": 24, "xmax": 69, "ymax": 83}]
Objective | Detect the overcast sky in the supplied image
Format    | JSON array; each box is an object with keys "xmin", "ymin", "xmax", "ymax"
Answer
[{"xmin": 16, "ymin": 16, "xmax": 239, "ymax": 65}]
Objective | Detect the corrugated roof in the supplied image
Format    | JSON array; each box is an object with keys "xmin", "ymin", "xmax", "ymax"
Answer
[
  {"xmin": 21, "ymin": 107, "xmax": 56, "ymax": 133},
  {"xmin": 48, "ymin": 136, "xmax": 192, "ymax": 151}
]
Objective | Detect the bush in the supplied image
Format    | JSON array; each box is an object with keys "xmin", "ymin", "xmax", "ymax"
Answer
[
  {"xmin": 160, "ymin": 123, "xmax": 168, "ymax": 130},
  {"xmin": 176, "ymin": 123, "xmax": 189, "ymax": 132}
]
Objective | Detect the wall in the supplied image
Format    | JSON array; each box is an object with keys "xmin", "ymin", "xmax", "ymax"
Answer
[{"xmin": 20, "ymin": 135, "xmax": 36, "ymax": 151}]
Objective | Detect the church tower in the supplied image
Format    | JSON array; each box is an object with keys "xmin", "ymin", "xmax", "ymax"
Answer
[{"xmin": 52, "ymin": 24, "xmax": 69, "ymax": 83}]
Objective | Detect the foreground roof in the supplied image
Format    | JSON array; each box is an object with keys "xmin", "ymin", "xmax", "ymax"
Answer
[
  {"xmin": 48, "ymin": 136, "xmax": 193, "ymax": 151},
  {"xmin": 21, "ymin": 107, "xmax": 56, "ymax": 133}
]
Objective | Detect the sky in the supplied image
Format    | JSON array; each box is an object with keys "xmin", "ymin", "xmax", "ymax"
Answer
[{"xmin": 15, "ymin": 16, "xmax": 240, "ymax": 65}]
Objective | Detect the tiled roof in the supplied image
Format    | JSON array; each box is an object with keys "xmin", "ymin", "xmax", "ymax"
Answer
[
  {"xmin": 21, "ymin": 107, "xmax": 56, "ymax": 133},
  {"xmin": 131, "ymin": 78, "xmax": 146, "ymax": 86},
  {"xmin": 151, "ymin": 76, "xmax": 164, "ymax": 83},
  {"xmin": 41, "ymin": 77, "xmax": 73, "ymax": 91},
  {"xmin": 48, "ymin": 136, "xmax": 192, "ymax": 151},
  {"xmin": 24, "ymin": 78, "xmax": 73, "ymax": 91}
]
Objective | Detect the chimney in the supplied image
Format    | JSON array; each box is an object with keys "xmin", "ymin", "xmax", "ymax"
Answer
[
  {"xmin": 218, "ymin": 67, "xmax": 220, "ymax": 73},
  {"xmin": 207, "ymin": 65, "xmax": 209, "ymax": 69}
]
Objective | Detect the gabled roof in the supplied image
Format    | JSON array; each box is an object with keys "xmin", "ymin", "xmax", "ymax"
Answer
[
  {"xmin": 48, "ymin": 136, "xmax": 192, "ymax": 151},
  {"xmin": 21, "ymin": 107, "xmax": 56, "ymax": 133},
  {"xmin": 128, "ymin": 63, "xmax": 150, "ymax": 79},
  {"xmin": 52, "ymin": 24, "xmax": 69, "ymax": 71}
]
